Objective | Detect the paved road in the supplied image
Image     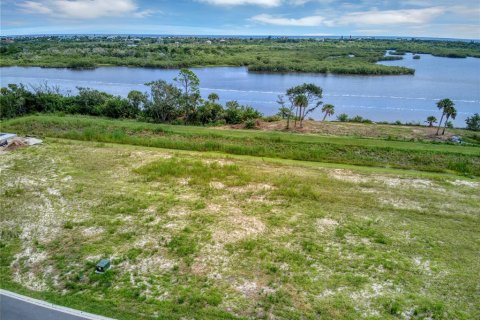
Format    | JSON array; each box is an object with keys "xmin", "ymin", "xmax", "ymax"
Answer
[{"xmin": 0, "ymin": 290, "xmax": 113, "ymax": 320}]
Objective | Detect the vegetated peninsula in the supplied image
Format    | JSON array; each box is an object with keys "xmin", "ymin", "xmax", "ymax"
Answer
[{"xmin": 1, "ymin": 36, "xmax": 479, "ymax": 75}]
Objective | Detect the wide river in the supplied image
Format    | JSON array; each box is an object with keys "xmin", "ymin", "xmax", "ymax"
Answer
[{"xmin": 1, "ymin": 53, "xmax": 479, "ymax": 125}]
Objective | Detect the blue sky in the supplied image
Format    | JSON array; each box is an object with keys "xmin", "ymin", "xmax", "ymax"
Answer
[{"xmin": 1, "ymin": 0, "xmax": 479, "ymax": 39}]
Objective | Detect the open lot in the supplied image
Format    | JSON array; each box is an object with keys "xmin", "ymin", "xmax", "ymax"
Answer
[{"xmin": 1, "ymin": 127, "xmax": 479, "ymax": 319}]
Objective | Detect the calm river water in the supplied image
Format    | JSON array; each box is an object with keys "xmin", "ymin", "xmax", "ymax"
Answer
[{"xmin": 1, "ymin": 53, "xmax": 479, "ymax": 125}]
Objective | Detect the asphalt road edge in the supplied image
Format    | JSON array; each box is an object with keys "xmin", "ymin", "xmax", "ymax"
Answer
[{"xmin": 0, "ymin": 289, "xmax": 115, "ymax": 320}]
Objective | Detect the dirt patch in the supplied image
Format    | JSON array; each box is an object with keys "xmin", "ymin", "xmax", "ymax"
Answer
[
  {"xmin": 4, "ymin": 139, "xmax": 27, "ymax": 151},
  {"xmin": 82, "ymin": 226, "xmax": 104, "ymax": 237},
  {"xmin": 166, "ymin": 207, "xmax": 190, "ymax": 217},
  {"xmin": 329, "ymin": 169, "xmax": 370, "ymax": 183},
  {"xmin": 229, "ymin": 183, "xmax": 275, "ymax": 193},
  {"xmin": 210, "ymin": 181, "xmax": 226, "ymax": 190},
  {"xmin": 213, "ymin": 214, "xmax": 266, "ymax": 244},
  {"xmin": 235, "ymin": 281, "xmax": 259, "ymax": 296},
  {"xmin": 450, "ymin": 180, "xmax": 480, "ymax": 188},
  {"xmin": 203, "ymin": 159, "xmax": 235, "ymax": 167},
  {"xmin": 379, "ymin": 198, "xmax": 423, "ymax": 211},
  {"xmin": 121, "ymin": 255, "xmax": 174, "ymax": 274},
  {"xmin": 316, "ymin": 218, "xmax": 339, "ymax": 232},
  {"xmin": 2, "ymin": 137, "xmax": 43, "ymax": 152}
]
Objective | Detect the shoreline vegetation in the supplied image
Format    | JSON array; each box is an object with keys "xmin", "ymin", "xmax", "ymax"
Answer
[{"xmin": 1, "ymin": 37, "xmax": 479, "ymax": 75}]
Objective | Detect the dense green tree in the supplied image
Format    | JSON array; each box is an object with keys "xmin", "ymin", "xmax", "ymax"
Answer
[
  {"xmin": 465, "ymin": 113, "xmax": 480, "ymax": 131},
  {"xmin": 75, "ymin": 87, "xmax": 112, "ymax": 115},
  {"xmin": 0, "ymin": 84, "xmax": 34, "ymax": 119},
  {"xmin": 197, "ymin": 102, "xmax": 224, "ymax": 125},
  {"xmin": 145, "ymin": 80, "xmax": 182, "ymax": 122},
  {"xmin": 174, "ymin": 69, "xmax": 201, "ymax": 123},
  {"xmin": 127, "ymin": 90, "xmax": 148, "ymax": 111},
  {"xmin": 102, "ymin": 96, "xmax": 139, "ymax": 119},
  {"xmin": 286, "ymin": 83, "xmax": 323, "ymax": 128}
]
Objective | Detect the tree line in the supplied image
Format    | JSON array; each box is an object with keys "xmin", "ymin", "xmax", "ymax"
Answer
[
  {"xmin": 0, "ymin": 69, "xmax": 261, "ymax": 126},
  {"xmin": 1, "ymin": 68, "xmax": 479, "ymax": 132}
]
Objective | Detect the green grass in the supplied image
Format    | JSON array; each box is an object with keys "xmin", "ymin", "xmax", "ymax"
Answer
[
  {"xmin": 3, "ymin": 115, "xmax": 480, "ymax": 176},
  {"xmin": 1, "ymin": 139, "xmax": 479, "ymax": 319}
]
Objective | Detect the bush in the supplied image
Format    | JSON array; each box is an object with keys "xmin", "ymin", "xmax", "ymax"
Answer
[
  {"xmin": 102, "ymin": 97, "xmax": 139, "ymax": 119},
  {"xmin": 264, "ymin": 115, "xmax": 281, "ymax": 122},
  {"xmin": 465, "ymin": 113, "xmax": 480, "ymax": 131},
  {"xmin": 224, "ymin": 101, "xmax": 263, "ymax": 124},
  {"xmin": 244, "ymin": 119, "xmax": 256, "ymax": 129},
  {"xmin": 67, "ymin": 60, "xmax": 95, "ymax": 69},
  {"xmin": 337, "ymin": 113, "xmax": 349, "ymax": 122}
]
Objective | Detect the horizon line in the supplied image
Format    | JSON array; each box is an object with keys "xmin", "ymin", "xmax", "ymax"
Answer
[{"xmin": 1, "ymin": 33, "xmax": 479, "ymax": 41}]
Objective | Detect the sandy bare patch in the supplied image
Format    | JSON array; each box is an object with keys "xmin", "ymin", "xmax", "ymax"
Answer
[
  {"xmin": 235, "ymin": 281, "xmax": 259, "ymax": 296},
  {"xmin": 144, "ymin": 205, "xmax": 157, "ymax": 214},
  {"xmin": 413, "ymin": 257, "xmax": 432, "ymax": 275},
  {"xmin": 121, "ymin": 255, "xmax": 174, "ymax": 274},
  {"xmin": 11, "ymin": 247, "xmax": 49, "ymax": 291},
  {"xmin": 203, "ymin": 159, "xmax": 235, "ymax": 167},
  {"xmin": 47, "ymin": 187, "xmax": 61, "ymax": 196},
  {"xmin": 13, "ymin": 271, "xmax": 48, "ymax": 291},
  {"xmin": 82, "ymin": 226, "xmax": 104, "ymax": 237},
  {"xmin": 229, "ymin": 183, "xmax": 275, "ymax": 193},
  {"xmin": 329, "ymin": 169, "xmax": 370, "ymax": 184},
  {"xmin": 134, "ymin": 235, "xmax": 160, "ymax": 249},
  {"xmin": 210, "ymin": 181, "xmax": 226, "ymax": 190},
  {"xmin": 375, "ymin": 177, "xmax": 447, "ymax": 192},
  {"xmin": 350, "ymin": 281, "xmax": 399, "ymax": 317},
  {"xmin": 316, "ymin": 218, "xmax": 339, "ymax": 232},
  {"xmin": 85, "ymin": 254, "xmax": 102, "ymax": 262},
  {"xmin": 178, "ymin": 177, "xmax": 190, "ymax": 186},
  {"xmin": 450, "ymin": 180, "xmax": 480, "ymax": 188},
  {"xmin": 129, "ymin": 151, "xmax": 172, "ymax": 169},
  {"xmin": 213, "ymin": 214, "xmax": 266, "ymax": 244},
  {"xmin": 379, "ymin": 198, "xmax": 423, "ymax": 211},
  {"xmin": 163, "ymin": 221, "xmax": 187, "ymax": 230},
  {"xmin": 166, "ymin": 207, "xmax": 190, "ymax": 217},
  {"xmin": 191, "ymin": 243, "xmax": 230, "ymax": 275},
  {"xmin": 345, "ymin": 235, "xmax": 371, "ymax": 246},
  {"xmin": 207, "ymin": 203, "xmax": 221, "ymax": 213}
]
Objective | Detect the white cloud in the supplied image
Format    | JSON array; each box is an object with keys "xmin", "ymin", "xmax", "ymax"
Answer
[
  {"xmin": 251, "ymin": 13, "xmax": 324, "ymax": 26},
  {"xmin": 17, "ymin": 0, "xmax": 153, "ymax": 19},
  {"xmin": 250, "ymin": 6, "xmax": 450, "ymax": 28},
  {"xmin": 199, "ymin": 0, "xmax": 282, "ymax": 7},
  {"xmin": 18, "ymin": 1, "xmax": 53, "ymax": 15},
  {"xmin": 333, "ymin": 7, "xmax": 446, "ymax": 26},
  {"xmin": 133, "ymin": 9, "xmax": 159, "ymax": 18}
]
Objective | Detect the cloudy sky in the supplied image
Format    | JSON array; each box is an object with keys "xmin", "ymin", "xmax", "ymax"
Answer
[{"xmin": 1, "ymin": 0, "xmax": 479, "ymax": 39}]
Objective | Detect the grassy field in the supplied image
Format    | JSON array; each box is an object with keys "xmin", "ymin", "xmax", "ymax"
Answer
[
  {"xmin": 2, "ymin": 37, "xmax": 479, "ymax": 75},
  {"xmin": 1, "ymin": 136, "xmax": 479, "ymax": 319},
  {"xmin": 3, "ymin": 115, "xmax": 480, "ymax": 176}
]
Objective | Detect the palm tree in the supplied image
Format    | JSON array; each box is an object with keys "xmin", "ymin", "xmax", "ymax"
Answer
[
  {"xmin": 293, "ymin": 94, "xmax": 308, "ymax": 128},
  {"xmin": 321, "ymin": 104, "xmax": 335, "ymax": 121},
  {"xmin": 442, "ymin": 105, "xmax": 457, "ymax": 135},
  {"xmin": 436, "ymin": 98, "xmax": 454, "ymax": 135},
  {"xmin": 208, "ymin": 92, "xmax": 219, "ymax": 103},
  {"xmin": 425, "ymin": 115, "xmax": 437, "ymax": 127}
]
